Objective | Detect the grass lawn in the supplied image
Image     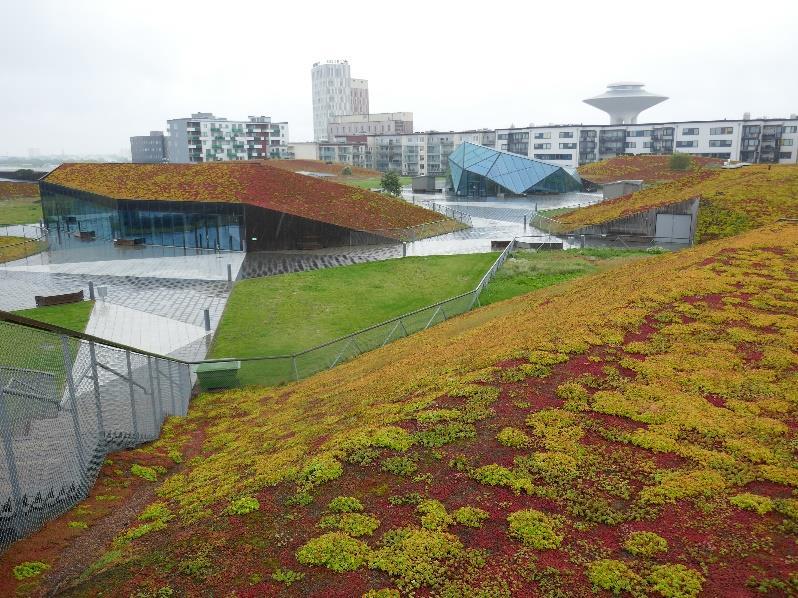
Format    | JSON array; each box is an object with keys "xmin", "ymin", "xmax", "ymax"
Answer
[
  {"xmin": 537, "ymin": 207, "xmax": 574, "ymax": 218},
  {"xmin": 13, "ymin": 301, "xmax": 95, "ymax": 332},
  {"xmin": 211, "ymin": 254, "xmax": 497, "ymax": 384},
  {"xmin": 0, "ymin": 196, "xmax": 42, "ymax": 225},
  {"xmin": 479, "ymin": 247, "xmax": 662, "ymax": 305},
  {"xmin": 0, "ymin": 235, "xmax": 46, "ymax": 263}
]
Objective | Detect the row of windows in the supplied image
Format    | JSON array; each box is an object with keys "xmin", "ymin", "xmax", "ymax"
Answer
[{"xmin": 533, "ymin": 153, "xmax": 572, "ymax": 160}]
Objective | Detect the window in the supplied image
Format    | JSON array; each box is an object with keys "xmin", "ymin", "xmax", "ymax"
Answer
[
  {"xmin": 643, "ymin": 142, "xmax": 652, "ymax": 148},
  {"xmin": 625, "ymin": 142, "xmax": 636, "ymax": 148},
  {"xmin": 709, "ymin": 140, "xmax": 732, "ymax": 147},
  {"xmin": 560, "ymin": 143, "xmax": 577, "ymax": 149},
  {"xmin": 627, "ymin": 130, "xmax": 652, "ymax": 137},
  {"xmin": 559, "ymin": 131, "xmax": 573, "ymax": 138},
  {"xmin": 784, "ymin": 126, "xmax": 798, "ymax": 134},
  {"xmin": 533, "ymin": 143, "xmax": 551, "ymax": 149},
  {"xmin": 781, "ymin": 139, "xmax": 794, "ymax": 146},
  {"xmin": 779, "ymin": 151, "xmax": 792, "ymax": 159},
  {"xmin": 533, "ymin": 154, "xmax": 572, "ymax": 161},
  {"xmin": 497, "ymin": 133, "xmax": 508, "ymax": 140},
  {"xmin": 682, "ymin": 128, "xmax": 699, "ymax": 135},
  {"xmin": 675, "ymin": 140, "xmax": 698, "ymax": 148},
  {"xmin": 710, "ymin": 126, "xmax": 733, "ymax": 135},
  {"xmin": 534, "ymin": 132, "xmax": 551, "ymax": 139}
]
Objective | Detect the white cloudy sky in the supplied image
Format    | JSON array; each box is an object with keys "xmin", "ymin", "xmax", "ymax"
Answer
[{"xmin": 1, "ymin": 0, "xmax": 797, "ymax": 156}]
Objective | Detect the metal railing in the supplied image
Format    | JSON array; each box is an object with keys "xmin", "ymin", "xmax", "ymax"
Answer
[
  {"xmin": 0, "ymin": 226, "xmax": 48, "ymax": 266},
  {"xmin": 0, "ymin": 311, "xmax": 193, "ymax": 549}
]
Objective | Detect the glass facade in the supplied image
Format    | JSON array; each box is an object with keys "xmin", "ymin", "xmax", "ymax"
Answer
[
  {"xmin": 448, "ymin": 142, "xmax": 582, "ymax": 196},
  {"xmin": 41, "ymin": 183, "xmax": 245, "ymax": 250}
]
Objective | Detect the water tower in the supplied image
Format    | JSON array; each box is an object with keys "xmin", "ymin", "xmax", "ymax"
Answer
[{"xmin": 584, "ymin": 82, "xmax": 667, "ymax": 125}]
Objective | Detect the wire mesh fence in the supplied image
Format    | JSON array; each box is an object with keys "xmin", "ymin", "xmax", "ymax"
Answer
[
  {"xmin": 0, "ymin": 227, "xmax": 48, "ymax": 266},
  {"xmin": 0, "ymin": 314, "xmax": 192, "ymax": 549}
]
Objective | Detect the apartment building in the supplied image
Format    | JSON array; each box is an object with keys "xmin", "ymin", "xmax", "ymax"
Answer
[
  {"xmin": 130, "ymin": 131, "xmax": 166, "ymax": 163},
  {"xmin": 329, "ymin": 112, "xmax": 413, "ymax": 140},
  {"xmin": 165, "ymin": 113, "xmax": 288, "ymax": 163},
  {"xmin": 311, "ymin": 60, "xmax": 369, "ymax": 141},
  {"xmin": 496, "ymin": 117, "xmax": 798, "ymax": 169}
]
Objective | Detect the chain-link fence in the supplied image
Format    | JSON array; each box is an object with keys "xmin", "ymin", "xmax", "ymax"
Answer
[
  {"xmin": 0, "ymin": 226, "xmax": 48, "ymax": 266},
  {"xmin": 0, "ymin": 312, "xmax": 192, "ymax": 549}
]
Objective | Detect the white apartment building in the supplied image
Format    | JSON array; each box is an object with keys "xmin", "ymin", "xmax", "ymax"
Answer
[
  {"xmin": 311, "ymin": 60, "xmax": 369, "ymax": 141},
  {"xmin": 166, "ymin": 113, "xmax": 288, "ymax": 163},
  {"xmin": 329, "ymin": 112, "xmax": 414, "ymax": 140},
  {"xmin": 496, "ymin": 117, "xmax": 798, "ymax": 169}
]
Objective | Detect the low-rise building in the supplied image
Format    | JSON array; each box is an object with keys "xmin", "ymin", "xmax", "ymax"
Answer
[
  {"xmin": 329, "ymin": 112, "xmax": 413, "ymax": 140},
  {"xmin": 166, "ymin": 113, "xmax": 289, "ymax": 163}
]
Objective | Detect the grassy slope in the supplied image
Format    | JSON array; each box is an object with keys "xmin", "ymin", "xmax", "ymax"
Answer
[
  {"xmin": 211, "ymin": 254, "xmax": 495, "ymax": 384},
  {"xmin": 576, "ymin": 154, "xmax": 721, "ymax": 184},
  {"xmin": 555, "ymin": 164, "xmax": 798, "ymax": 240},
  {"xmin": 344, "ymin": 176, "xmax": 413, "ymax": 190},
  {"xmin": 0, "ymin": 181, "xmax": 41, "ymax": 225},
  {"xmin": 7, "ymin": 223, "xmax": 798, "ymax": 596},
  {"xmin": 480, "ymin": 248, "xmax": 661, "ymax": 305}
]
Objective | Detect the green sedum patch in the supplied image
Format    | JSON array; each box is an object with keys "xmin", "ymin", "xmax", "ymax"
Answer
[
  {"xmin": 730, "ymin": 493, "xmax": 773, "ymax": 515},
  {"xmin": 452, "ymin": 506, "xmax": 489, "ymax": 528},
  {"xmin": 271, "ymin": 568, "xmax": 305, "ymax": 586},
  {"xmin": 224, "ymin": 496, "xmax": 260, "ymax": 515},
  {"xmin": 318, "ymin": 513, "xmax": 380, "ymax": 537},
  {"xmin": 506, "ymin": 509, "xmax": 563, "ymax": 549},
  {"xmin": 587, "ymin": 559, "xmax": 641, "ymax": 595},
  {"xmin": 381, "ymin": 456, "xmax": 418, "ymax": 477},
  {"xmin": 623, "ymin": 531, "xmax": 669, "ymax": 557},
  {"xmin": 327, "ymin": 496, "xmax": 364, "ymax": 513},
  {"xmin": 296, "ymin": 532, "xmax": 370, "ymax": 572},
  {"xmin": 13, "ymin": 561, "xmax": 50, "ymax": 580},
  {"xmin": 297, "ymin": 455, "xmax": 344, "ymax": 491},
  {"xmin": 417, "ymin": 499, "xmax": 454, "ymax": 531},
  {"xmin": 648, "ymin": 564, "xmax": 704, "ymax": 598},
  {"xmin": 496, "ymin": 426, "xmax": 532, "ymax": 448},
  {"xmin": 368, "ymin": 526, "xmax": 464, "ymax": 591},
  {"xmin": 130, "ymin": 464, "xmax": 158, "ymax": 482}
]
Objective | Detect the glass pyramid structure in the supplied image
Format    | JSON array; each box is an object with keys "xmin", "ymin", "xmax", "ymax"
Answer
[{"xmin": 448, "ymin": 142, "xmax": 582, "ymax": 195}]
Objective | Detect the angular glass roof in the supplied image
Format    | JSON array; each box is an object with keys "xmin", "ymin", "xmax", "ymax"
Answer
[{"xmin": 448, "ymin": 142, "xmax": 581, "ymax": 194}]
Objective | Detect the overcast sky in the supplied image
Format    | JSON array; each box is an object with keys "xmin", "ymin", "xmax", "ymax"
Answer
[{"xmin": 2, "ymin": 0, "xmax": 797, "ymax": 156}]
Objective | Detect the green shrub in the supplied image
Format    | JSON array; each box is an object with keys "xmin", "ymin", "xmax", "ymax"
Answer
[
  {"xmin": 224, "ymin": 496, "xmax": 260, "ymax": 515},
  {"xmin": 506, "ymin": 509, "xmax": 563, "ymax": 549},
  {"xmin": 587, "ymin": 559, "xmax": 640, "ymax": 595},
  {"xmin": 296, "ymin": 532, "xmax": 370, "ymax": 572},
  {"xmin": 130, "ymin": 464, "xmax": 158, "ymax": 482},
  {"xmin": 623, "ymin": 531, "xmax": 669, "ymax": 557},
  {"xmin": 648, "ymin": 564, "xmax": 705, "ymax": 598},
  {"xmin": 453, "ymin": 506, "xmax": 489, "ymax": 528},
  {"xmin": 381, "ymin": 456, "xmax": 418, "ymax": 477},
  {"xmin": 318, "ymin": 513, "xmax": 380, "ymax": 537},
  {"xmin": 328, "ymin": 496, "xmax": 364, "ymax": 513},
  {"xmin": 13, "ymin": 561, "xmax": 50, "ymax": 580},
  {"xmin": 297, "ymin": 455, "xmax": 343, "ymax": 490},
  {"xmin": 730, "ymin": 493, "xmax": 773, "ymax": 515},
  {"xmin": 368, "ymin": 527, "xmax": 464, "ymax": 590},
  {"xmin": 341, "ymin": 166, "xmax": 352, "ymax": 176},
  {"xmin": 496, "ymin": 427, "xmax": 532, "ymax": 448},
  {"xmin": 271, "ymin": 568, "xmax": 305, "ymax": 585},
  {"xmin": 669, "ymin": 153, "xmax": 692, "ymax": 171}
]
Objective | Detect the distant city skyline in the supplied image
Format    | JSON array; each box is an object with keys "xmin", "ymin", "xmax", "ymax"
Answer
[{"xmin": 2, "ymin": 0, "xmax": 797, "ymax": 155}]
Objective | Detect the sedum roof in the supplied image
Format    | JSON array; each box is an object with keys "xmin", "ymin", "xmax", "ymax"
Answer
[{"xmin": 43, "ymin": 162, "xmax": 443, "ymax": 233}]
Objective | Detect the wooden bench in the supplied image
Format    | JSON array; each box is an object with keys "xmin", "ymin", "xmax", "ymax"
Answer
[
  {"xmin": 34, "ymin": 290, "xmax": 84, "ymax": 307},
  {"xmin": 114, "ymin": 237, "xmax": 146, "ymax": 247},
  {"xmin": 74, "ymin": 230, "xmax": 96, "ymax": 240}
]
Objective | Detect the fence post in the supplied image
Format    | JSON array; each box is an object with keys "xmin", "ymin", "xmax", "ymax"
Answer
[
  {"xmin": 292, "ymin": 355, "xmax": 299, "ymax": 381},
  {"xmin": 61, "ymin": 335, "xmax": 87, "ymax": 473},
  {"xmin": 147, "ymin": 356, "xmax": 159, "ymax": 433},
  {"xmin": 88, "ymin": 341, "xmax": 105, "ymax": 442},
  {"xmin": 125, "ymin": 350, "xmax": 139, "ymax": 437},
  {"xmin": 227, "ymin": 263, "xmax": 232, "ymax": 284},
  {"xmin": 402, "ymin": 242, "xmax": 407, "ymax": 257},
  {"xmin": 203, "ymin": 309, "xmax": 211, "ymax": 332},
  {"xmin": 88, "ymin": 281, "xmax": 95, "ymax": 301},
  {"xmin": 0, "ymin": 383, "xmax": 23, "ymax": 537},
  {"xmin": 580, "ymin": 235, "xmax": 586, "ymax": 249},
  {"xmin": 154, "ymin": 360, "xmax": 165, "ymax": 414}
]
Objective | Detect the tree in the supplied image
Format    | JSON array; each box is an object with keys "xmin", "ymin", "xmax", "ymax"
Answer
[
  {"xmin": 341, "ymin": 166, "xmax": 352, "ymax": 176},
  {"xmin": 381, "ymin": 170, "xmax": 402, "ymax": 196},
  {"xmin": 669, "ymin": 152, "xmax": 692, "ymax": 171}
]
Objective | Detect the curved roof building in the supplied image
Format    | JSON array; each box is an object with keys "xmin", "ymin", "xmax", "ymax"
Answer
[
  {"xmin": 583, "ymin": 82, "xmax": 668, "ymax": 125},
  {"xmin": 448, "ymin": 142, "xmax": 582, "ymax": 196}
]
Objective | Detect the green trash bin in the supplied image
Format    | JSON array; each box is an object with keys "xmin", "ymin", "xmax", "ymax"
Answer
[{"xmin": 195, "ymin": 361, "xmax": 241, "ymax": 390}]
